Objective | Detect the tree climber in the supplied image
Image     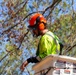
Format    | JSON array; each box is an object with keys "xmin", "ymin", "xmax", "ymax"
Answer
[{"xmin": 20, "ymin": 13, "xmax": 63, "ymax": 71}]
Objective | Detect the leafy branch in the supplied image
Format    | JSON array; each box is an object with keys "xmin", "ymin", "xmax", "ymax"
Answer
[
  {"xmin": 2, "ymin": 0, "xmax": 28, "ymax": 27},
  {"xmin": 2, "ymin": 0, "xmax": 62, "ymax": 35},
  {"xmin": 0, "ymin": 30, "xmax": 29, "ymax": 62}
]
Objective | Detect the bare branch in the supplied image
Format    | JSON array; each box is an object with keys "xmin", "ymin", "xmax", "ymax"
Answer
[
  {"xmin": 42, "ymin": 0, "xmax": 62, "ymax": 15},
  {"xmin": 14, "ymin": 0, "xmax": 28, "ymax": 9},
  {"xmin": 0, "ymin": 60, "xmax": 9, "ymax": 74},
  {"xmin": 23, "ymin": 11, "xmax": 43, "ymax": 21},
  {"xmin": 2, "ymin": 0, "xmax": 28, "ymax": 27},
  {"xmin": 0, "ymin": 30, "xmax": 29, "ymax": 62},
  {"xmin": 15, "ymin": 0, "xmax": 28, "ymax": 16},
  {"xmin": 2, "ymin": 11, "xmax": 43, "ymax": 35},
  {"xmin": 2, "ymin": 0, "xmax": 62, "ymax": 34},
  {"xmin": 2, "ymin": 21, "xmax": 21, "ymax": 34},
  {"xmin": 18, "ymin": 29, "xmax": 30, "ymax": 49},
  {"xmin": 63, "ymin": 44, "xmax": 76, "ymax": 55},
  {"xmin": 46, "ymin": 0, "xmax": 61, "ymax": 20},
  {"xmin": 0, "ymin": 53, "xmax": 9, "ymax": 62},
  {"xmin": 72, "ymin": 0, "xmax": 74, "ymax": 13}
]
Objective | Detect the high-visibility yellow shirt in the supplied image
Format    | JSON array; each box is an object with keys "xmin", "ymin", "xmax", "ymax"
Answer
[{"xmin": 36, "ymin": 31, "xmax": 60, "ymax": 59}]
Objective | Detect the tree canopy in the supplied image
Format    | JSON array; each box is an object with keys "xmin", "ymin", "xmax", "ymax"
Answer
[{"xmin": 0, "ymin": 0, "xmax": 76, "ymax": 75}]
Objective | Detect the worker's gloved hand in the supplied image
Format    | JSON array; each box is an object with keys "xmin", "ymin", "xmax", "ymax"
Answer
[{"xmin": 20, "ymin": 61, "xmax": 28, "ymax": 71}]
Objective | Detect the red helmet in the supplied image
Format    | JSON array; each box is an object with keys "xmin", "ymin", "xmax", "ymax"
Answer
[{"xmin": 29, "ymin": 13, "xmax": 46, "ymax": 30}]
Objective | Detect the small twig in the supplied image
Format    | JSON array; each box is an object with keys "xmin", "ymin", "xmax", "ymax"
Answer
[
  {"xmin": 2, "ymin": 0, "xmax": 28, "ymax": 27},
  {"xmin": 0, "ymin": 53, "xmax": 9, "ymax": 62},
  {"xmin": 63, "ymin": 44, "xmax": 76, "ymax": 55},
  {"xmin": 46, "ymin": 0, "xmax": 61, "ymax": 20},
  {"xmin": 0, "ymin": 30, "xmax": 29, "ymax": 62},
  {"xmin": 0, "ymin": 60, "xmax": 9, "ymax": 74},
  {"xmin": 23, "ymin": 11, "xmax": 43, "ymax": 21},
  {"xmin": 42, "ymin": 0, "xmax": 61, "ymax": 15},
  {"xmin": 18, "ymin": 29, "xmax": 30, "ymax": 49}
]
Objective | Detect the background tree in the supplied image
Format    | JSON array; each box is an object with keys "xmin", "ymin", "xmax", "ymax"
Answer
[{"xmin": 0, "ymin": 0, "xmax": 76, "ymax": 75}]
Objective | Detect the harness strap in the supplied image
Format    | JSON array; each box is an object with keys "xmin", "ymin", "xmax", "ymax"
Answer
[{"xmin": 46, "ymin": 32, "xmax": 59, "ymax": 51}]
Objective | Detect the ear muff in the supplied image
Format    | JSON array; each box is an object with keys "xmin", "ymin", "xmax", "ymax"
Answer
[
  {"xmin": 38, "ymin": 23, "xmax": 45, "ymax": 30},
  {"xmin": 36, "ymin": 16, "xmax": 46, "ymax": 30}
]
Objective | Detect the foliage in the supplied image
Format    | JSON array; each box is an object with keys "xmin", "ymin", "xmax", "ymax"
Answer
[
  {"xmin": 50, "ymin": 14, "xmax": 76, "ymax": 56},
  {"xmin": 0, "ymin": 0, "xmax": 76, "ymax": 75}
]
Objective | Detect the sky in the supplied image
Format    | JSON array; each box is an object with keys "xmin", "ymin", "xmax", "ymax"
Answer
[
  {"xmin": 0, "ymin": 0, "xmax": 3, "ymax": 3},
  {"xmin": 0, "ymin": 0, "xmax": 4, "ymax": 20},
  {"xmin": 0, "ymin": 0, "xmax": 76, "ymax": 75},
  {"xmin": 73, "ymin": 0, "xmax": 76, "ymax": 11},
  {"xmin": 0, "ymin": 0, "xmax": 76, "ymax": 20}
]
